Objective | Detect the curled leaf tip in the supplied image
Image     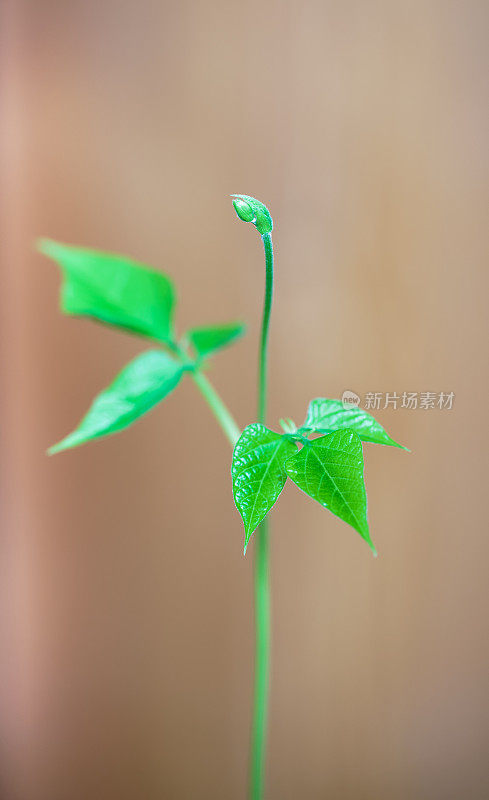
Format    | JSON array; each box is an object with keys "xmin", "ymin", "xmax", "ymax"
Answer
[{"xmin": 231, "ymin": 194, "xmax": 273, "ymax": 236}]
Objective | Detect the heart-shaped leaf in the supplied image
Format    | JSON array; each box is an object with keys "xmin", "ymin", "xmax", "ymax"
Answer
[
  {"xmin": 302, "ymin": 398, "xmax": 407, "ymax": 449},
  {"xmin": 49, "ymin": 350, "xmax": 183, "ymax": 454},
  {"xmin": 39, "ymin": 239, "xmax": 176, "ymax": 343},
  {"xmin": 187, "ymin": 322, "xmax": 245, "ymax": 358},
  {"xmin": 232, "ymin": 424, "xmax": 297, "ymax": 552},
  {"xmin": 285, "ymin": 429, "xmax": 375, "ymax": 553}
]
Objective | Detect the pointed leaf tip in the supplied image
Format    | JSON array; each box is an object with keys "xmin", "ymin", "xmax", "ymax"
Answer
[{"xmin": 36, "ymin": 237, "xmax": 54, "ymax": 255}]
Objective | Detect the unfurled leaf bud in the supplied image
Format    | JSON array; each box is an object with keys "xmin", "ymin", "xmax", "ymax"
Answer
[{"xmin": 231, "ymin": 194, "xmax": 273, "ymax": 236}]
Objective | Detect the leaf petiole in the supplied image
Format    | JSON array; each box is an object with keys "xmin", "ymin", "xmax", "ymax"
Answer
[
  {"xmin": 171, "ymin": 339, "xmax": 241, "ymax": 448},
  {"xmin": 190, "ymin": 369, "xmax": 241, "ymax": 447}
]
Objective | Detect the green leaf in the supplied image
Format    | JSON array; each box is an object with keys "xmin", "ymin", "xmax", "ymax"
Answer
[
  {"xmin": 302, "ymin": 398, "xmax": 407, "ymax": 449},
  {"xmin": 285, "ymin": 429, "xmax": 375, "ymax": 553},
  {"xmin": 232, "ymin": 424, "xmax": 297, "ymax": 553},
  {"xmin": 38, "ymin": 239, "xmax": 176, "ymax": 343},
  {"xmin": 187, "ymin": 322, "xmax": 246, "ymax": 358},
  {"xmin": 49, "ymin": 350, "xmax": 183, "ymax": 454}
]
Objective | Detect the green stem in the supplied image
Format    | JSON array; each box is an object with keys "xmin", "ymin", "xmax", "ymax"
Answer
[
  {"xmin": 180, "ymin": 225, "xmax": 274, "ymax": 800},
  {"xmin": 170, "ymin": 338, "xmax": 240, "ymax": 447},
  {"xmin": 251, "ymin": 515, "xmax": 270, "ymax": 799},
  {"xmin": 191, "ymin": 369, "xmax": 241, "ymax": 447},
  {"xmin": 258, "ymin": 233, "xmax": 274, "ymax": 423},
  {"xmin": 251, "ymin": 231, "xmax": 274, "ymax": 800}
]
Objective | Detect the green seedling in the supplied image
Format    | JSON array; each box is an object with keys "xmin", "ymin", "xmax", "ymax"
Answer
[{"xmin": 40, "ymin": 194, "xmax": 406, "ymax": 800}]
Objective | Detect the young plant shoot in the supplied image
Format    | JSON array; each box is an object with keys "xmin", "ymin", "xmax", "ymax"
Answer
[{"xmin": 40, "ymin": 195, "xmax": 406, "ymax": 800}]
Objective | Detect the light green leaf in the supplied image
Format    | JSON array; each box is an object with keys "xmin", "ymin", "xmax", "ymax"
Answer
[
  {"xmin": 38, "ymin": 239, "xmax": 176, "ymax": 343},
  {"xmin": 232, "ymin": 424, "xmax": 297, "ymax": 553},
  {"xmin": 302, "ymin": 398, "xmax": 407, "ymax": 449},
  {"xmin": 285, "ymin": 429, "xmax": 375, "ymax": 553},
  {"xmin": 187, "ymin": 322, "xmax": 245, "ymax": 358},
  {"xmin": 49, "ymin": 350, "xmax": 183, "ymax": 454}
]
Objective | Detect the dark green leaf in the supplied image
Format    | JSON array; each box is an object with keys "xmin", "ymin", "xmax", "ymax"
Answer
[
  {"xmin": 38, "ymin": 239, "xmax": 176, "ymax": 343},
  {"xmin": 187, "ymin": 322, "xmax": 245, "ymax": 358},
  {"xmin": 49, "ymin": 350, "xmax": 183, "ymax": 454},
  {"xmin": 232, "ymin": 424, "xmax": 297, "ymax": 552},
  {"xmin": 302, "ymin": 398, "xmax": 407, "ymax": 449},
  {"xmin": 285, "ymin": 429, "xmax": 375, "ymax": 553}
]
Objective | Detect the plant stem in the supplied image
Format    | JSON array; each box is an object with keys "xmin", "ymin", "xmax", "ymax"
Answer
[
  {"xmin": 251, "ymin": 514, "xmax": 270, "ymax": 799},
  {"xmin": 182, "ymin": 226, "xmax": 275, "ymax": 799},
  {"xmin": 191, "ymin": 369, "xmax": 241, "ymax": 447},
  {"xmin": 251, "ymin": 231, "xmax": 274, "ymax": 800},
  {"xmin": 258, "ymin": 233, "xmax": 274, "ymax": 423}
]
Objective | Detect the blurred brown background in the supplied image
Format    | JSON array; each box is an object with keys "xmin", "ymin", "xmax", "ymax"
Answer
[{"xmin": 1, "ymin": 1, "xmax": 488, "ymax": 798}]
